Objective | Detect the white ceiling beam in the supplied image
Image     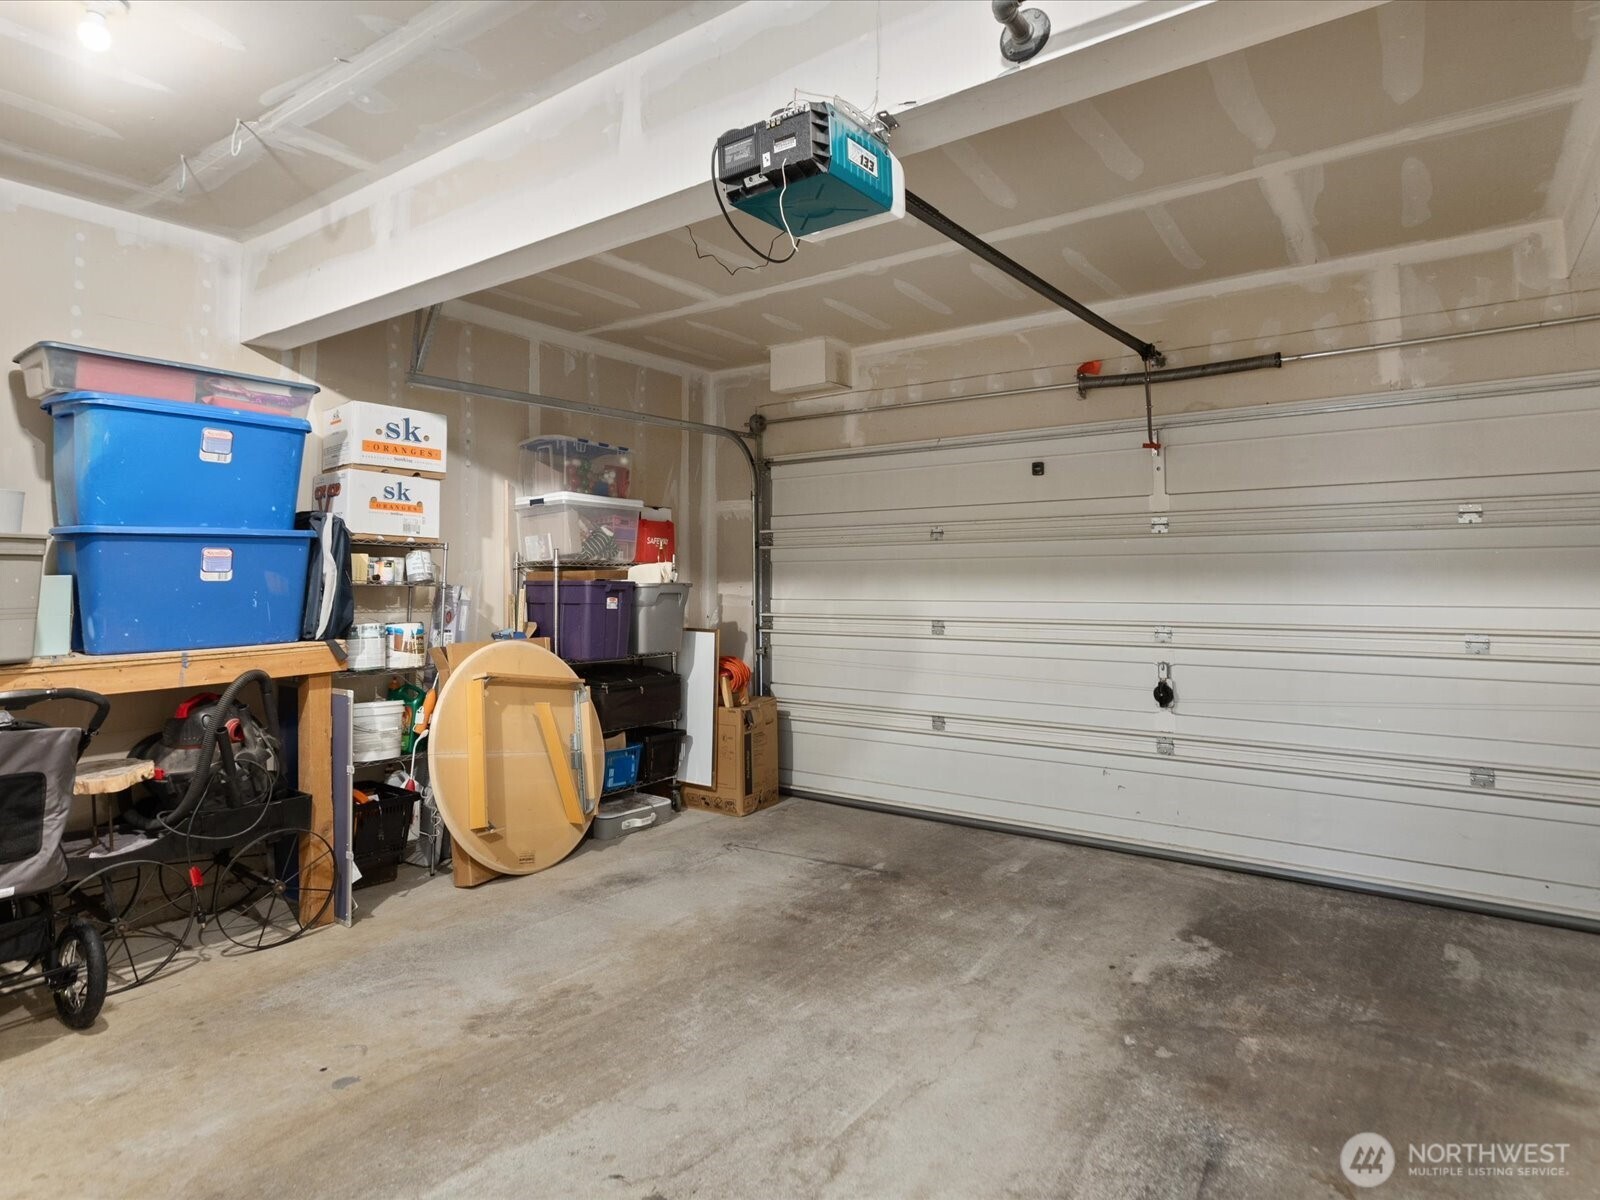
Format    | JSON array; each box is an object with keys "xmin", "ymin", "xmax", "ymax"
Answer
[
  {"xmin": 239, "ymin": 0, "xmax": 1378, "ymax": 350},
  {"xmin": 818, "ymin": 219, "xmax": 1568, "ymax": 369},
  {"xmin": 593, "ymin": 252, "xmax": 722, "ymax": 303},
  {"xmin": 702, "ymin": 218, "xmax": 1576, "ymax": 385},
  {"xmin": 1547, "ymin": 12, "xmax": 1600, "ymax": 276},
  {"xmin": 129, "ymin": 1, "xmax": 525, "ymax": 214},
  {"xmin": 585, "ymin": 82, "xmax": 1586, "ymax": 337},
  {"xmin": 440, "ymin": 299, "xmax": 712, "ymax": 382}
]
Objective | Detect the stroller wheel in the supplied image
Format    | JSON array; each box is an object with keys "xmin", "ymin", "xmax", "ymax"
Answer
[
  {"xmin": 212, "ymin": 827, "xmax": 334, "ymax": 951},
  {"xmin": 50, "ymin": 920, "xmax": 108, "ymax": 1029},
  {"xmin": 66, "ymin": 861, "xmax": 195, "ymax": 994}
]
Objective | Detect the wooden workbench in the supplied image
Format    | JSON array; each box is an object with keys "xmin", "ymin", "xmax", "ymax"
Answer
[{"xmin": 0, "ymin": 642, "xmax": 343, "ymax": 927}]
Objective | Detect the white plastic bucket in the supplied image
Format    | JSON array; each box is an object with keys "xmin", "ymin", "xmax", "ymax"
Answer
[{"xmin": 353, "ymin": 700, "xmax": 405, "ymax": 762}]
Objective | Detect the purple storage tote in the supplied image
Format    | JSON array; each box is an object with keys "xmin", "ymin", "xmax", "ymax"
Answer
[{"xmin": 524, "ymin": 579, "xmax": 636, "ymax": 661}]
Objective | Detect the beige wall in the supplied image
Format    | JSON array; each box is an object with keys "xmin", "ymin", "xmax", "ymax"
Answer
[
  {"xmin": 1, "ymin": 180, "xmax": 292, "ymax": 535},
  {"xmin": 2, "ymin": 181, "xmax": 706, "ymax": 647},
  {"xmin": 1, "ymin": 183, "xmax": 705, "ymax": 770},
  {"xmin": 298, "ymin": 315, "xmax": 705, "ymax": 642},
  {"xmin": 710, "ymin": 225, "xmax": 1600, "ymax": 657}
]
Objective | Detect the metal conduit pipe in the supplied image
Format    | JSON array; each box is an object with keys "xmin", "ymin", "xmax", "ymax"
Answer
[
  {"xmin": 1282, "ymin": 312, "xmax": 1600, "ymax": 361},
  {"xmin": 1078, "ymin": 312, "xmax": 1600, "ymax": 393},
  {"xmin": 761, "ymin": 310, "xmax": 1600, "ymax": 427},
  {"xmin": 405, "ymin": 371, "xmax": 771, "ymax": 694}
]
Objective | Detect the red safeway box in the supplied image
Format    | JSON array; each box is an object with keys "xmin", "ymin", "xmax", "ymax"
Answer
[{"xmin": 636, "ymin": 506, "xmax": 675, "ymax": 564}]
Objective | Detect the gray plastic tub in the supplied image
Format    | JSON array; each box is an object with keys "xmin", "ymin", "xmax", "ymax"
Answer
[
  {"xmin": 591, "ymin": 792, "xmax": 673, "ymax": 841},
  {"xmin": 631, "ymin": 582, "xmax": 691, "ymax": 656},
  {"xmin": 1, "ymin": 534, "xmax": 46, "ymax": 664}
]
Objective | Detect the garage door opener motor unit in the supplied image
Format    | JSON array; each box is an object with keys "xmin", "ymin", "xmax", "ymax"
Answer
[{"xmin": 715, "ymin": 101, "xmax": 904, "ymax": 241}]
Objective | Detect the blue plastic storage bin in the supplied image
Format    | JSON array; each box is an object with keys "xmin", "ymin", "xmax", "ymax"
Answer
[
  {"xmin": 53, "ymin": 525, "xmax": 314, "ymax": 654},
  {"xmin": 44, "ymin": 391, "xmax": 310, "ymax": 529},
  {"xmin": 603, "ymin": 744, "xmax": 643, "ymax": 793}
]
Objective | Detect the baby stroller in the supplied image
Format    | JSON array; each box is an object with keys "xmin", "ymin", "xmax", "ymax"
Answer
[{"xmin": 0, "ymin": 688, "xmax": 111, "ymax": 1029}]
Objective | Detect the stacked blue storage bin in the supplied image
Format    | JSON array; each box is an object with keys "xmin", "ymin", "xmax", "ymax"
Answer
[{"xmin": 44, "ymin": 391, "xmax": 316, "ymax": 654}]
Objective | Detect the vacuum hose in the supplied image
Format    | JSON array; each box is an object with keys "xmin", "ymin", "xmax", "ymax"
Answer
[{"xmin": 125, "ymin": 669, "xmax": 278, "ymax": 830}]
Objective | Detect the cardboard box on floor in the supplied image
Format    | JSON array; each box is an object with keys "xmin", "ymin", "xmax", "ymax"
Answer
[{"xmin": 681, "ymin": 696, "xmax": 779, "ymax": 817}]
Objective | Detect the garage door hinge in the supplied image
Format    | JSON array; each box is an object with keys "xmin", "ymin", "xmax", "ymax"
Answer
[
  {"xmin": 1469, "ymin": 768, "xmax": 1496, "ymax": 789},
  {"xmin": 1156, "ymin": 737, "xmax": 1175, "ymax": 756},
  {"xmin": 931, "ymin": 715, "xmax": 946, "ymax": 732},
  {"xmin": 1150, "ymin": 516, "xmax": 1169, "ymax": 534},
  {"xmin": 1154, "ymin": 627, "xmax": 1172, "ymax": 643},
  {"xmin": 931, "ymin": 620, "xmax": 946, "ymax": 636},
  {"xmin": 1457, "ymin": 504, "xmax": 1483, "ymax": 524},
  {"xmin": 1465, "ymin": 635, "xmax": 1490, "ymax": 655},
  {"xmin": 929, "ymin": 526, "xmax": 945, "ymax": 541}
]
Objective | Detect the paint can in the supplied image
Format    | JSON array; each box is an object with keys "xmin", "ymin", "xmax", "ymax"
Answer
[
  {"xmin": 366, "ymin": 556, "xmax": 401, "ymax": 585},
  {"xmin": 404, "ymin": 550, "xmax": 435, "ymax": 583},
  {"xmin": 385, "ymin": 621, "xmax": 426, "ymax": 669},
  {"xmin": 347, "ymin": 622, "xmax": 387, "ymax": 671}
]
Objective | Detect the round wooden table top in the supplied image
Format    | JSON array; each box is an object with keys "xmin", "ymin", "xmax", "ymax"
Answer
[{"xmin": 427, "ymin": 642, "xmax": 603, "ymax": 876}]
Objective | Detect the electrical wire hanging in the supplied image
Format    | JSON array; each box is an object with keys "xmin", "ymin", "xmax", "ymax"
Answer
[{"xmin": 693, "ymin": 144, "xmax": 800, "ymax": 277}]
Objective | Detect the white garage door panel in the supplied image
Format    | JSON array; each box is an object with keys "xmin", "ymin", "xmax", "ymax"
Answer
[
  {"xmin": 1165, "ymin": 387, "xmax": 1600, "ymax": 496},
  {"xmin": 783, "ymin": 727, "xmax": 1600, "ymax": 920},
  {"xmin": 768, "ymin": 377, "xmax": 1600, "ymax": 923},
  {"xmin": 774, "ymin": 537, "xmax": 1600, "ymax": 612},
  {"xmin": 771, "ymin": 645, "xmax": 1599, "ymax": 780},
  {"xmin": 774, "ymin": 433, "xmax": 1147, "ymax": 521}
]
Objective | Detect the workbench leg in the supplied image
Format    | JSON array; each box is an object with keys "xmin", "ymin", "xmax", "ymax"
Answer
[{"xmin": 298, "ymin": 674, "xmax": 335, "ymax": 928}]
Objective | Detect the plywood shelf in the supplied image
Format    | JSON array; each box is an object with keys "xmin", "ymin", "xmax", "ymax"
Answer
[{"xmin": 0, "ymin": 642, "xmax": 342, "ymax": 694}]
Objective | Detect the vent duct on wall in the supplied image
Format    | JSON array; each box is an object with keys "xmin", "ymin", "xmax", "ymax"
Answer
[{"xmin": 770, "ymin": 338, "xmax": 854, "ymax": 396}]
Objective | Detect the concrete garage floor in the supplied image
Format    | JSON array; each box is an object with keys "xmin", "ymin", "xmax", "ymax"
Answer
[{"xmin": 2, "ymin": 799, "xmax": 1597, "ymax": 1200}]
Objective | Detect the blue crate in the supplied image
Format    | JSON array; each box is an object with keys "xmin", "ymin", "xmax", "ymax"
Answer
[
  {"xmin": 602, "ymin": 744, "xmax": 643, "ymax": 793},
  {"xmin": 53, "ymin": 525, "xmax": 315, "ymax": 654},
  {"xmin": 44, "ymin": 391, "xmax": 310, "ymax": 529}
]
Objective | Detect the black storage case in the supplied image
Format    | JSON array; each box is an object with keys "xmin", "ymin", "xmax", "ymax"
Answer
[
  {"xmin": 577, "ymin": 664, "xmax": 682, "ymax": 734},
  {"xmin": 353, "ymin": 783, "xmax": 415, "ymax": 887},
  {"xmin": 628, "ymin": 726, "xmax": 685, "ymax": 785}
]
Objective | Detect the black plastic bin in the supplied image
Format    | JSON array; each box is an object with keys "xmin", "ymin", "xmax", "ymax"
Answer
[
  {"xmin": 577, "ymin": 664, "xmax": 682, "ymax": 734},
  {"xmin": 628, "ymin": 726, "xmax": 685, "ymax": 785},
  {"xmin": 353, "ymin": 783, "xmax": 415, "ymax": 887}
]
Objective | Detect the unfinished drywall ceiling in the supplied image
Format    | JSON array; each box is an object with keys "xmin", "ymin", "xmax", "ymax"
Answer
[
  {"xmin": 465, "ymin": 0, "xmax": 1600, "ymax": 370},
  {"xmin": 0, "ymin": 0, "xmax": 734, "ymax": 234}
]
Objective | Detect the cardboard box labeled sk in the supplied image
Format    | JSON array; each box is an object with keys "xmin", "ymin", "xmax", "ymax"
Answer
[
  {"xmin": 314, "ymin": 467, "xmax": 441, "ymax": 540},
  {"xmin": 682, "ymin": 696, "xmax": 779, "ymax": 817},
  {"xmin": 322, "ymin": 401, "xmax": 448, "ymax": 475}
]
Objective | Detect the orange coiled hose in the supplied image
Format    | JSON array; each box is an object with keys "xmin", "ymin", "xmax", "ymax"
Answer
[{"xmin": 718, "ymin": 656, "xmax": 753, "ymax": 700}]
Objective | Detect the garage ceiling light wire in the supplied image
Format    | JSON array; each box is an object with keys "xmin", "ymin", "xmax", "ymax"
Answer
[{"xmin": 702, "ymin": 144, "xmax": 799, "ymax": 272}]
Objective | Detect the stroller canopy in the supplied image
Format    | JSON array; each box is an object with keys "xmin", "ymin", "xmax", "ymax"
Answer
[{"xmin": 0, "ymin": 722, "xmax": 80, "ymax": 897}]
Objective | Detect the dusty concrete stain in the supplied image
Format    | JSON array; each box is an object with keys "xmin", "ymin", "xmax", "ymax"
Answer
[{"xmin": 2, "ymin": 801, "xmax": 1597, "ymax": 1199}]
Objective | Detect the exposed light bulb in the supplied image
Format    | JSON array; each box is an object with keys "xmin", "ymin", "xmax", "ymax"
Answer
[{"xmin": 78, "ymin": 9, "xmax": 112, "ymax": 52}]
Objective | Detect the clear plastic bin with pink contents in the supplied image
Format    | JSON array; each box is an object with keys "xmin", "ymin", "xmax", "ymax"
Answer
[{"xmin": 13, "ymin": 341, "xmax": 317, "ymax": 418}]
